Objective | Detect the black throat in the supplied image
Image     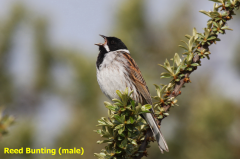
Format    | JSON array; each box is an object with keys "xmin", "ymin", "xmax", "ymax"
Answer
[{"xmin": 96, "ymin": 46, "xmax": 108, "ymax": 69}]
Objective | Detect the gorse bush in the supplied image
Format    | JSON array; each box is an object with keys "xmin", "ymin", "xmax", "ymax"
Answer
[{"xmin": 94, "ymin": 88, "xmax": 152, "ymax": 158}]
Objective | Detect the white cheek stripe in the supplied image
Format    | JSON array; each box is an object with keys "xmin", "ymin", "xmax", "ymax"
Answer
[
  {"xmin": 104, "ymin": 44, "xmax": 110, "ymax": 52},
  {"xmin": 116, "ymin": 49, "xmax": 130, "ymax": 54}
]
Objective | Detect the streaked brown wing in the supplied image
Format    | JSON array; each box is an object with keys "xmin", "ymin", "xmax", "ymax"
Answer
[
  {"xmin": 122, "ymin": 52, "xmax": 152, "ymax": 105},
  {"xmin": 121, "ymin": 52, "xmax": 168, "ymax": 153}
]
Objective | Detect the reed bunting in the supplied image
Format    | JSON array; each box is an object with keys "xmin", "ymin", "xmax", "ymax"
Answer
[{"xmin": 95, "ymin": 35, "xmax": 168, "ymax": 153}]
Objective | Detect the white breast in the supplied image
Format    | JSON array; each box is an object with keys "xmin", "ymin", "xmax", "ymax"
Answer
[{"xmin": 96, "ymin": 51, "xmax": 137, "ymax": 101}]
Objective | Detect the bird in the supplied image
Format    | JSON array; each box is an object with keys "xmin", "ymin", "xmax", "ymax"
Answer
[{"xmin": 95, "ymin": 35, "xmax": 168, "ymax": 153}]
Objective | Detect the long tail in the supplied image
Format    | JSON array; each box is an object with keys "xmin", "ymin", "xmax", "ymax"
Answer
[{"xmin": 142, "ymin": 112, "xmax": 169, "ymax": 153}]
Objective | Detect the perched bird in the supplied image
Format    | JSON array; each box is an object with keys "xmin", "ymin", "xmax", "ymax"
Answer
[{"xmin": 95, "ymin": 35, "xmax": 168, "ymax": 153}]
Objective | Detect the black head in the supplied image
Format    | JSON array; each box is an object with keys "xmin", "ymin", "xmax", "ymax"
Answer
[
  {"xmin": 96, "ymin": 35, "xmax": 128, "ymax": 52},
  {"xmin": 105, "ymin": 36, "xmax": 128, "ymax": 52},
  {"xmin": 94, "ymin": 35, "xmax": 128, "ymax": 69}
]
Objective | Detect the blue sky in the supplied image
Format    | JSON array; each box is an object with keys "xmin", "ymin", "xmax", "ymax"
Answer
[{"xmin": 0, "ymin": 0, "xmax": 214, "ymax": 53}]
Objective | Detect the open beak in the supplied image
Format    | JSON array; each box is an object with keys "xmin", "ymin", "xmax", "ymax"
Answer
[{"xmin": 94, "ymin": 34, "xmax": 108, "ymax": 46}]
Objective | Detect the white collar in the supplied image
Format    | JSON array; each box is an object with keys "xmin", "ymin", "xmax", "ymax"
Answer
[{"xmin": 115, "ymin": 49, "xmax": 130, "ymax": 54}]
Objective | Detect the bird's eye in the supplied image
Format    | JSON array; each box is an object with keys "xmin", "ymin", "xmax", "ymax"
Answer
[{"xmin": 111, "ymin": 41, "xmax": 115, "ymax": 44}]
